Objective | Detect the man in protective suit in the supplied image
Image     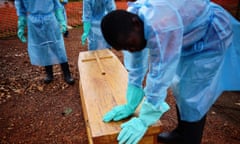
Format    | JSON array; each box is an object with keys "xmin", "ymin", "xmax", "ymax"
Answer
[
  {"xmin": 100, "ymin": 0, "xmax": 240, "ymax": 144},
  {"xmin": 15, "ymin": 0, "xmax": 74, "ymax": 85}
]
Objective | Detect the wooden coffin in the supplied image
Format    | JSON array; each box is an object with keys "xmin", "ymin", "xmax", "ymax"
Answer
[{"xmin": 78, "ymin": 49, "xmax": 162, "ymax": 144}]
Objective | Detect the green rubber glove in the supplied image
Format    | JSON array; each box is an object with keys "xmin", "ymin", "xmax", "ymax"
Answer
[
  {"xmin": 55, "ymin": 8, "xmax": 67, "ymax": 33},
  {"xmin": 81, "ymin": 22, "xmax": 91, "ymax": 45},
  {"xmin": 118, "ymin": 101, "xmax": 170, "ymax": 144},
  {"xmin": 17, "ymin": 16, "xmax": 27, "ymax": 43},
  {"xmin": 103, "ymin": 84, "xmax": 144, "ymax": 122}
]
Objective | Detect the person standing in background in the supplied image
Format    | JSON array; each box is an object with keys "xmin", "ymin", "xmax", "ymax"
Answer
[
  {"xmin": 81, "ymin": 0, "xmax": 116, "ymax": 50},
  {"xmin": 15, "ymin": 0, "xmax": 74, "ymax": 85},
  {"xmin": 60, "ymin": 0, "xmax": 69, "ymax": 37}
]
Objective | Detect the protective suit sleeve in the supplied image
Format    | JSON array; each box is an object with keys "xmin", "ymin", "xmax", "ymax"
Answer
[
  {"xmin": 103, "ymin": 84, "xmax": 144, "ymax": 122},
  {"xmin": 81, "ymin": 22, "xmax": 91, "ymax": 45},
  {"xmin": 14, "ymin": 0, "xmax": 27, "ymax": 17},
  {"xmin": 126, "ymin": 1, "xmax": 183, "ymax": 108},
  {"xmin": 117, "ymin": 100, "xmax": 170, "ymax": 144},
  {"xmin": 82, "ymin": 0, "xmax": 92, "ymax": 22},
  {"xmin": 55, "ymin": 8, "xmax": 67, "ymax": 33},
  {"xmin": 105, "ymin": 0, "xmax": 116, "ymax": 12},
  {"xmin": 17, "ymin": 16, "xmax": 27, "ymax": 43},
  {"xmin": 123, "ymin": 48, "xmax": 149, "ymax": 88},
  {"xmin": 144, "ymin": 27, "xmax": 182, "ymax": 108}
]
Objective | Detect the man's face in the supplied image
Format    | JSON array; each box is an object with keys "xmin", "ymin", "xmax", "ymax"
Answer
[{"xmin": 116, "ymin": 30, "xmax": 146, "ymax": 52}]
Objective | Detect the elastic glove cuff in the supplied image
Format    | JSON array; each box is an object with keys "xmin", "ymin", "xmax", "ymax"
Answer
[
  {"xmin": 139, "ymin": 100, "xmax": 170, "ymax": 126},
  {"xmin": 55, "ymin": 8, "xmax": 67, "ymax": 32},
  {"xmin": 83, "ymin": 22, "xmax": 91, "ymax": 35},
  {"xmin": 81, "ymin": 22, "xmax": 91, "ymax": 45},
  {"xmin": 126, "ymin": 84, "xmax": 144, "ymax": 110},
  {"xmin": 55, "ymin": 9, "xmax": 65, "ymax": 22}
]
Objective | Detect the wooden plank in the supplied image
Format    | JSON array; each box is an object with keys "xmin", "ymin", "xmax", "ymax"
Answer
[{"xmin": 78, "ymin": 49, "xmax": 162, "ymax": 144}]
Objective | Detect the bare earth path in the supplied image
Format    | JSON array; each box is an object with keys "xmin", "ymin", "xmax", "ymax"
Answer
[{"xmin": 0, "ymin": 28, "xmax": 239, "ymax": 144}]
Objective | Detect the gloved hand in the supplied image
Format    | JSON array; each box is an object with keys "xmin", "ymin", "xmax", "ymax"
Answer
[
  {"xmin": 103, "ymin": 84, "xmax": 144, "ymax": 122},
  {"xmin": 81, "ymin": 22, "xmax": 91, "ymax": 45},
  {"xmin": 17, "ymin": 16, "xmax": 27, "ymax": 43},
  {"xmin": 118, "ymin": 101, "xmax": 170, "ymax": 144},
  {"xmin": 55, "ymin": 8, "xmax": 67, "ymax": 33}
]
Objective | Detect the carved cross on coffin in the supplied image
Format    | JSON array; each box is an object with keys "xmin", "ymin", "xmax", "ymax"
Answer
[{"xmin": 81, "ymin": 50, "xmax": 113, "ymax": 75}]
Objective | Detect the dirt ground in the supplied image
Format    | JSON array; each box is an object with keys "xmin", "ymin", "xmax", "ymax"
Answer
[{"xmin": 0, "ymin": 27, "xmax": 240, "ymax": 144}]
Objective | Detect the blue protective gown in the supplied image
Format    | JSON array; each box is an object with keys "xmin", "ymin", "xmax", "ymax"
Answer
[
  {"xmin": 15, "ymin": 0, "xmax": 68, "ymax": 66},
  {"xmin": 124, "ymin": 0, "xmax": 240, "ymax": 122},
  {"xmin": 82, "ymin": 0, "xmax": 116, "ymax": 50}
]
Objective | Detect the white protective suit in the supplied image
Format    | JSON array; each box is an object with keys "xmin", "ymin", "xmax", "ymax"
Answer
[{"xmin": 123, "ymin": 0, "xmax": 240, "ymax": 122}]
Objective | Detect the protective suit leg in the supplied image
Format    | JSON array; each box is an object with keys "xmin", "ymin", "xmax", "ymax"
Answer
[
  {"xmin": 44, "ymin": 65, "xmax": 53, "ymax": 84},
  {"xmin": 60, "ymin": 62, "xmax": 74, "ymax": 85},
  {"xmin": 158, "ymin": 106, "xmax": 206, "ymax": 144}
]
